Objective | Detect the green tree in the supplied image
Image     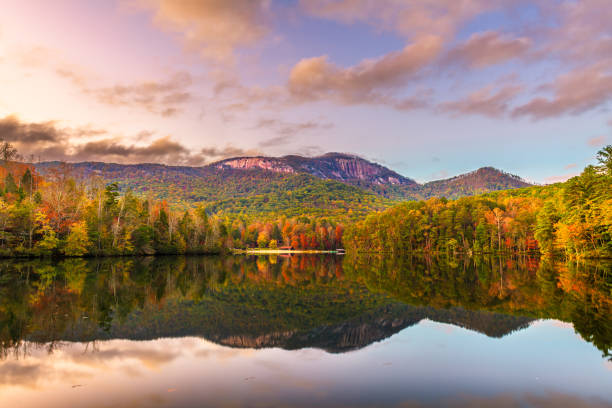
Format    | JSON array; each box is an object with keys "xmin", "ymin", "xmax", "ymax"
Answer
[
  {"xmin": 130, "ymin": 225, "xmax": 155, "ymax": 255},
  {"xmin": 154, "ymin": 207, "xmax": 170, "ymax": 252},
  {"xmin": 596, "ymin": 145, "xmax": 612, "ymax": 176},
  {"xmin": 21, "ymin": 168, "xmax": 34, "ymax": 198},
  {"xmin": 104, "ymin": 182, "xmax": 120, "ymax": 212},
  {"xmin": 475, "ymin": 223, "xmax": 488, "ymax": 252},
  {"xmin": 4, "ymin": 174, "xmax": 18, "ymax": 195}
]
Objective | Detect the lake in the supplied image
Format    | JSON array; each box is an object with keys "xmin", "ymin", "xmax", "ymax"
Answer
[{"xmin": 0, "ymin": 255, "xmax": 610, "ymax": 407}]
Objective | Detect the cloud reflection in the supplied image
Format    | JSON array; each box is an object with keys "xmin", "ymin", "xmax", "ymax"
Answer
[{"xmin": 0, "ymin": 322, "xmax": 609, "ymax": 407}]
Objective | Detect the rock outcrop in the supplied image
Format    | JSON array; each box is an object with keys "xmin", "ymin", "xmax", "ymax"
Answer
[{"xmin": 212, "ymin": 152, "xmax": 418, "ymax": 187}]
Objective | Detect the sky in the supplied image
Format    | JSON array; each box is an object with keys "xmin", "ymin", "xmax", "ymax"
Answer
[{"xmin": 0, "ymin": 0, "xmax": 611, "ymax": 183}]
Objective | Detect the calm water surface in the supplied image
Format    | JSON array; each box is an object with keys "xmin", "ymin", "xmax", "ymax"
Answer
[{"xmin": 0, "ymin": 255, "xmax": 610, "ymax": 407}]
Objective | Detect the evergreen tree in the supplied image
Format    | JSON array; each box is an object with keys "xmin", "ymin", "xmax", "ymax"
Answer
[
  {"xmin": 21, "ymin": 168, "xmax": 33, "ymax": 197},
  {"xmin": 4, "ymin": 174, "xmax": 18, "ymax": 194}
]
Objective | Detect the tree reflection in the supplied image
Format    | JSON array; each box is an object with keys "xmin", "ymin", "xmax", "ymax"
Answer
[{"xmin": 0, "ymin": 254, "xmax": 610, "ymax": 359}]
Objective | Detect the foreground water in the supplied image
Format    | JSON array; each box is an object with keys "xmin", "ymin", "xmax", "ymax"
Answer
[{"xmin": 0, "ymin": 255, "xmax": 610, "ymax": 407}]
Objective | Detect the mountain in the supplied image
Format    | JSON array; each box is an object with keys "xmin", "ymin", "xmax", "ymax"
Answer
[
  {"xmin": 421, "ymin": 166, "xmax": 532, "ymax": 199},
  {"xmin": 35, "ymin": 154, "xmax": 532, "ymax": 217},
  {"xmin": 212, "ymin": 153, "xmax": 531, "ymax": 199},
  {"xmin": 214, "ymin": 152, "xmax": 419, "ymax": 189},
  {"xmin": 36, "ymin": 161, "xmax": 392, "ymax": 219}
]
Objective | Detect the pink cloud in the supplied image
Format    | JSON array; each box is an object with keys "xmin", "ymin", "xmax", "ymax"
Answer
[
  {"xmin": 0, "ymin": 115, "xmax": 257, "ymax": 166},
  {"xmin": 90, "ymin": 72, "xmax": 193, "ymax": 116},
  {"xmin": 544, "ymin": 173, "xmax": 579, "ymax": 184},
  {"xmin": 127, "ymin": 0, "xmax": 272, "ymax": 63},
  {"xmin": 440, "ymin": 84, "xmax": 521, "ymax": 117},
  {"xmin": 299, "ymin": 0, "xmax": 504, "ymax": 41},
  {"xmin": 288, "ymin": 35, "xmax": 442, "ymax": 106},
  {"xmin": 513, "ymin": 64, "xmax": 612, "ymax": 119},
  {"xmin": 445, "ymin": 31, "xmax": 531, "ymax": 68},
  {"xmin": 541, "ymin": 0, "xmax": 612, "ymax": 63},
  {"xmin": 293, "ymin": 1, "xmax": 612, "ymax": 118},
  {"xmin": 587, "ymin": 136, "xmax": 607, "ymax": 147},
  {"xmin": 118, "ymin": 0, "xmax": 612, "ymax": 122}
]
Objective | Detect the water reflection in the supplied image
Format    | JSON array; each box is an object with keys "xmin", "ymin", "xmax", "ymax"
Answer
[
  {"xmin": 0, "ymin": 254, "xmax": 610, "ymax": 407},
  {"xmin": 344, "ymin": 254, "xmax": 612, "ymax": 359}
]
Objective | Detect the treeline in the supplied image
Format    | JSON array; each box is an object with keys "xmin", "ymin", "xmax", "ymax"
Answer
[
  {"xmin": 3, "ymin": 140, "xmax": 610, "ymax": 258},
  {"xmin": 0, "ymin": 142, "xmax": 344, "ymax": 256},
  {"xmin": 226, "ymin": 217, "xmax": 343, "ymax": 250},
  {"xmin": 344, "ymin": 146, "xmax": 612, "ymax": 259},
  {"xmin": 0, "ymin": 164, "xmax": 223, "ymax": 257}
]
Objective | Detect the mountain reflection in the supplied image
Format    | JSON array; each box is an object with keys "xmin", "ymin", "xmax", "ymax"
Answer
[{"xmin": 0, "ymin": 255, "xmax": 610, "ymax": 359}]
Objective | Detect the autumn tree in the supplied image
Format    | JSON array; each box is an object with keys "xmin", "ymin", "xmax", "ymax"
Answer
[{"xmin": 64, "ymin": 221, "xmax": 90, "ymax": 256}]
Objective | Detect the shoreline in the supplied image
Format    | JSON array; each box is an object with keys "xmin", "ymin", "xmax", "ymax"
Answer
[
  {"xmin": 232, "ymin": 249, "xmax": 344, "ymax": 255},
  {"xmin": 0, "ymin": 250, "xmax": 224, "ymax": 260}
]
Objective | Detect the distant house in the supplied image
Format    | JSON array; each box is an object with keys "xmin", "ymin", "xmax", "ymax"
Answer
[
  {"xmin": 279, "ymin": 246, "xmax": 294, "ymax": 251},
  {"xmin": 336, "ymin": 248, "xmax": 345, "ymax": 253}
]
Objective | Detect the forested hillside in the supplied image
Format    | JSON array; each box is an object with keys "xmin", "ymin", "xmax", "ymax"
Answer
[
  {"xmin": 3, "ymin": 140, "xmax": 610, "ymax": 259},
  {"xmin": 345, "ymin": 146, "xmax": 612, "ymax": 259},
  {"xmin": 204, "ymin": 173, "xmax": 391, "ymax": 219},
  {"xmin": 421, "ymin": 167, "xmax": 532, "ymax": 199},
  {"xmin": 35, "ymin": 154, "xmax": 532, "ymax": 207},
  {"xmin": 0, "ymin": 142, "xmax": 352, "ymax": 256},
  {"xmin": 36, "ymin": 162, "xmax": 392, "ymax": 217}
]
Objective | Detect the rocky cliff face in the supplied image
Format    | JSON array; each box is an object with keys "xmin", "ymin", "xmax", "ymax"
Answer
[
  {"xmin": 211, "ymin": 154, "xmax": 532, "ymax": 197},
  {"xmin": 212, "ymin": 153, "xmax": 417, "ymax": 187},
  {"xmin": 214, "ymin": 157, "xmax": 296, "ymax": 174},
  {"xmin": 36, "ymin": 153, "xmax": 532, "ymax": 205}
]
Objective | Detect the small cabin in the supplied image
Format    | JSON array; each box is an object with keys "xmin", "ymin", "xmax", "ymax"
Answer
[
  {"xmin": 336, "ymin": 248, "xmax": 345, "ymax": 254},
  {"xmin": 279, "ymin": 246, "xmax": 294, "ymax": 251}
]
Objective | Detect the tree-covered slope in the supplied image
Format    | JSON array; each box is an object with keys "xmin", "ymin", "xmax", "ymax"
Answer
[
  {"xmin": 35, "ymin": 162, "xmax": 393, "ymax": 219},
  {"xmin": 421, "ymin": 167, "xmax": 532, "ymax": 199},
  {"xmin": 35, "ymin": 156, "xmax": 532, "ymax": 217},
  {"xmin": 204, "ymin": 173, "xmax": 392, "ymax": 220},
  {"xmin": 344, "ymin": 146, "xmax": 612, "ymax": 259}
]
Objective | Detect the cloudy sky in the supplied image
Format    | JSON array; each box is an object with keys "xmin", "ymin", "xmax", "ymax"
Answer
[{"xmin": 0, "ymin": 0, "xmax": 611, "ymax": 183}]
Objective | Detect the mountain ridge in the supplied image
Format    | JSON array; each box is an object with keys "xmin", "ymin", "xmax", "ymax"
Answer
[
  {"xmin": 212, "ymin": 152, "xmax": 419, "ymax": 187},
  {"xmin": 37, "ymin": 152, "xmax": 530, "ymax": 190},
  {"xmin": 34, "ymin": 153, "xmax": 532, "ymax": 214}
]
